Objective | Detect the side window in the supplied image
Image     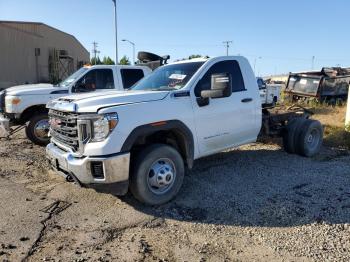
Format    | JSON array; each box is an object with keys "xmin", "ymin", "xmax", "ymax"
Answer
[
  {"xmin": 195, "ymin": 60, "xmax": 245, "ymax": 97},
  {"xmin": 74, "ymin": 69, "xmax": 114, "ymax": 92},
  {"xmin": 96, "ymin": 69, "xmax": 115, "ymax": 89},
  {"xmin": 74, "ymin": 70, "xmax": 96, "ymax": 92},
  {"xmin": 120, "ymin": 69, "xmax": 145, "ymax": 89}
]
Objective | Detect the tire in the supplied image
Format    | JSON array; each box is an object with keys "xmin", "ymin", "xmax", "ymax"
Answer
[
  {"xmin": 295, "ymin": 119, "xmax": 323, "ymax": 157},
  {"xmin": 130, "ymin": 144, "xmax": 185, "ymax": 205},
  {"xmin": 25, "ymin": 113, "xmax": 50, "ymax": 146},
  {"xmin": 283, "ymin": 118, "xmax": 305, "ymax": 154}
]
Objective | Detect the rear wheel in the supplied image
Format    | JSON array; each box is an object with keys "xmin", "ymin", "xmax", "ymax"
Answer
[
  {"xmin": 283, "ymin": 118, "xmax": 305, "ymax": 154},
  {"xmin": 25, "ymin": 113, "xmax": 50, "ymax": 146},
  {"xmin": 130, "ymin": 144, "xmax": 184, "ymax": 205},
  {"xmin": 295, "ymin": 119, "xmax": 323, "ymax": 157}
]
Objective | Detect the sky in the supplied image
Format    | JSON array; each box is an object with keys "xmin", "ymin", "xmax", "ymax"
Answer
[{"xmin": 0, "ymin": 0, "xmax": 349, "ymax": 76}]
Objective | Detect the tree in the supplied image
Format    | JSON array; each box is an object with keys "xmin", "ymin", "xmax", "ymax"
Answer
[
  {"xmin": 119, "ymin": 55, "xmax": 131, "ymax": 65},
  {"xmin": 90, "ymin": 56, "xmax": 102, "ymax": 65},
  {"xmin": 102, "ymin": 56, "xmax": 115, "ymax": 65}
]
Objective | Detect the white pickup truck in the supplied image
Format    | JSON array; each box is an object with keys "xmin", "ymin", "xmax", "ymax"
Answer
[
  {"xmin": 46, "ymin": 56, "xmax": 323, "ymax": 205},
  {"xmin": 257, "ymin": 77, "xmax": 281, "ymax": 106},
  {"xmin": 0, "ymin": 65, "xmax": 151, "ymax": 145}
]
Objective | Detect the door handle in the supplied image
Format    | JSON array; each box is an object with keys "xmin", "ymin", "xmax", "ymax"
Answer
[{"xmin": 241, "ymin": 98, "xmax": 253, "ymax": 103}]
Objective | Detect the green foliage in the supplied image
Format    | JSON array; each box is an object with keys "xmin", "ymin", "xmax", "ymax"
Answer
[
  {"xmin": 90, "ymin": 56, "xmax": 102, "ymax": 65},
  {"xmin": 119, "ymin": 56, "xmax": 131, "ymax": 65},
  {"xmin": 102, "ymin": 56, "xmax": 115, "ymax": 65},
  {"xmin": 91, "ymin": 56, "xmax": 116, "ymax": 65}
]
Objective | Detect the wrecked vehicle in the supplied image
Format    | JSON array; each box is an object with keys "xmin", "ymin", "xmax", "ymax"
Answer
[{"xmin": 285, "ymin": 67, "xmax": 350, "ymax": 104}]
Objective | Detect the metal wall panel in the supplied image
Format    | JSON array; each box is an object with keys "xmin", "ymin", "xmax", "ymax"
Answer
[{"xmin": 0, "ymin": 22, "xmax": 89, "ymax": 89}]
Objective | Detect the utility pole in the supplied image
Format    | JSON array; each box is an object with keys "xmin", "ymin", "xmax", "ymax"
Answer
[
  {"xmin": 223, "ymin": 41, "xmax": 233, "ymax": 56},
  {"xmin": 311, "ymin": 56, "xmax": 315, "ymax": 70},
  {"xmin": 112, "ymin": 0, "xmax": 118, "ymax": 64},
  {"xmin": 92, "ymin": 41, "xmax": 100, "ymax": 65}
]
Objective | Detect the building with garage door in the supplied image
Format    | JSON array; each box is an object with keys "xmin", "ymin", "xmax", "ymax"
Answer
[{"xmin": 0, "ymin": 21, "xmax": 89, "ymax": 89}]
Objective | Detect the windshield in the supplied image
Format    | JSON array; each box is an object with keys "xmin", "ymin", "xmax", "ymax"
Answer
[
  {"xmin": 131, "ymin": 62, "xmax": 205, "ymax": 91},
  {"xmin": 58, "ymin": 67, "xmax": 89, "ymax": 87}
]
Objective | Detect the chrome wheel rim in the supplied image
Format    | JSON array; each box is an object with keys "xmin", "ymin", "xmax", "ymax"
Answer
[
  {"xmin": 34, "ymin": 119, "xmax": 50, "ymax": 141},
  {"xmin": 147, "ymin": 158, "xmax": 176, "ymax": 195},
  {"xmin": 307, "ymin": 128, "xmax": 320, "ymax": 150}
]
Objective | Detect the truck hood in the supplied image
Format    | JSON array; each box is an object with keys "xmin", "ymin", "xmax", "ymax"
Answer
[
  {"xmin": 47, "ymin": 90, "xmax": 170, "ymax": 113},
  {"xmin": 6, "ymin": 83, "xmax": 66, "ymax": 96}
]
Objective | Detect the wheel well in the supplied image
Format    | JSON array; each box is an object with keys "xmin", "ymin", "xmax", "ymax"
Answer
[
  {"xmin": 122, "ymin": 122, "xmax": 194, "ymax": 169},
  {"xmin": 20, "ymin": 105, "xmax": 48, "ymax": 124},
  {"xmin": 130, "ymin": 129, "xmax": 192, "ymax": 168}
]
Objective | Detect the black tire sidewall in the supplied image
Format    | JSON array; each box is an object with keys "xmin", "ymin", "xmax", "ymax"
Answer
[
  {"xmin": 295, "ymin": 120, "xmax": 323, "ymax": 157},
  {"xmin": 283, "ymin": 118, "xmax": 304, "ymax": 154},
  {"xmin": 25, "ymin": 113, "xmax": 50, "ymax": 146},
  {"xmin": 130, "ymin": 144, "xmax": 185, "ymax": 205}
]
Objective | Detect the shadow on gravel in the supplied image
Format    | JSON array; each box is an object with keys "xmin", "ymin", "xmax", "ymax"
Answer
[{"xmin": 122, "ymin": 147, "xmax": 350, "ymax": 228}]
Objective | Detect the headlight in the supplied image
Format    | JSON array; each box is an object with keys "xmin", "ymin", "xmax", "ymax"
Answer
[
  {"xmin": 5, "ymin": 96, "xmax": 21, "ymax": 112},
  {"xmin": 91, "ymin": 113, "xmax": 119, "ymax": 142},
  {"xmin": 5, "ymin": 96, "xmax": 21, "ymax": 105}
]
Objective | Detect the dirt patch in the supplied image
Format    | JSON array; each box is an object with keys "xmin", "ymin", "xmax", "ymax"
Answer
[
  {"xmin": 1, "ymin": 125, "xmax": 350, "ymax": 261},
  {"xmin": 312, "ymin": 105, "xmax": 346, "ymax": 128}
]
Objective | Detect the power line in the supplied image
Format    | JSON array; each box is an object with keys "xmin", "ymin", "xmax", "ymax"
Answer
[{"xmin": 223, "ymin": 41, "xmax": 233, "ymax": 56}]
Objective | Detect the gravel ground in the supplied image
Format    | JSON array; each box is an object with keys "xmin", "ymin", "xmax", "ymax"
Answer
[{"xmin": 0, "ymin": 131, "xmax": 350, "ymax": 261}]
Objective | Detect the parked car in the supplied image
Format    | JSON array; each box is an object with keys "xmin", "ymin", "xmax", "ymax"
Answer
[
  {"xmin": 46, "ymin": 56, "xmax": 323, "ymax": 205},
  {"xmin": 285, "ymin": 67, "xmax": 350, "ymax": 104},
  {"xmin": 0, "ymin": 65, "xmax": 152, "ymax": 145},
  {"xmin": 257, "ymin": 77, "xmax": 281, "ymax": 107}
]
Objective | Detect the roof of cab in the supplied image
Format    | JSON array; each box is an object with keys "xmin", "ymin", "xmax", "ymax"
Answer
[{"xmin": 171, "ymin": 57, "xmax": 209, "ymax": 64}]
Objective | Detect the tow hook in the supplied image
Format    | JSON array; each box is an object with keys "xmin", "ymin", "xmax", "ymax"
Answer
[{"xmin": 66, "ymin": 175, "xmax": 75, "ymax": 183}]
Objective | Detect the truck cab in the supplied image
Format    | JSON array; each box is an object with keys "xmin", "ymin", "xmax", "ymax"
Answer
[{"xmin": 0, "ymin": 65, "xmax": 151, "ymax": 145}]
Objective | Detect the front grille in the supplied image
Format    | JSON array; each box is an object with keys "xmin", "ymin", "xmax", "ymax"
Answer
[{"xmin": 49, "ymin": 109, "xmax": 81, "ymax": 151}]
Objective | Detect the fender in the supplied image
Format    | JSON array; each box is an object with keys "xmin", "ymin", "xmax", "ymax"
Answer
[{"xmin": 121, "ymin": 120, "xmax": 194, "ymax": 168}]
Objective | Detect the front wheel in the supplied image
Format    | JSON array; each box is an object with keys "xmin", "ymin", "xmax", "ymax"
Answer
[
  {"xmin": 25, "ymin": 113, "xmax": 50, "ymax": 146},
  {"xmin": 130, "ymin": 144, "xmax": 185, "ymax": 205}
]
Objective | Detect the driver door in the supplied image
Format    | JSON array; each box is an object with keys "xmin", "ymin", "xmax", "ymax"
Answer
[{"xmin": 192, "ymin": 60, "xmax": 257, "ymax": 156}]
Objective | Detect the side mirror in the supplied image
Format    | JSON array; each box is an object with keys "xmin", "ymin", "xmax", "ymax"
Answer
[{"xmin": 201, "ymin": 73, "xmax": 232, "ymax": 99}]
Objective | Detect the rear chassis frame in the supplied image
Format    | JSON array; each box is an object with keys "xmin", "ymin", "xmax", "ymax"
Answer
[{"xmin": 261, "ymin": 104, "xmax": 313, "ymax": 137}]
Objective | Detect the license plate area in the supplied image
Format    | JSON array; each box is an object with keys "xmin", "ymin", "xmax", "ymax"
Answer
[{"xmin": 47, "ymin": 148, "xmax": 68, "ymax": 172}]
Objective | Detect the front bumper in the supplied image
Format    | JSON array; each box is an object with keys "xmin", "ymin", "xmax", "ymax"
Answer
[
  {"xmin": 0, "ymin": 114, "xmax": 11, "ymax": 137},
  {"xmin": 46, "ymin": 143, "xmax": 130, "ymax": 195}
]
